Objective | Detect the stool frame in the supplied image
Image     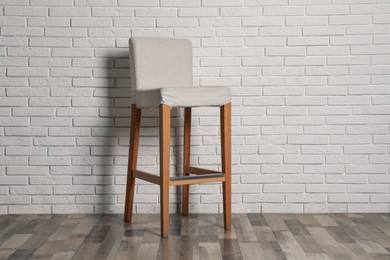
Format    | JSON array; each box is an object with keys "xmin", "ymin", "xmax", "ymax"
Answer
[{"xmin": 124, "ymin": 103, "xmax": 231, "ymax": 238}]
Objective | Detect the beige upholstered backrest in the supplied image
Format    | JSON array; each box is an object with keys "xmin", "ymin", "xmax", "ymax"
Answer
[{"xmin": 129, "ymin": 38, "xmax": 193, "ymax": 91}]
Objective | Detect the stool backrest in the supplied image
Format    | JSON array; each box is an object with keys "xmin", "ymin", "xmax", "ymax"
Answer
[{"xmin": 129, "ymin": 38, "xmax": 193, "ymax": 91}]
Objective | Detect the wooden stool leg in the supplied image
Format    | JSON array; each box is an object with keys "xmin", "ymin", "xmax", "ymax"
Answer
[
  {"xmin": 182, "ymin": 107, "xmax": 191, "ymax": 216},
  {"xmin": 160, "ymin": 104, "xmax": 171, "ymax": 237},
  {"xmin": 221, "ymin": 103, "xmax": 231, "ymax": 230},
  {"xmin": 124, "ymin": 104, "xmax": 141, "ymax": 222}
]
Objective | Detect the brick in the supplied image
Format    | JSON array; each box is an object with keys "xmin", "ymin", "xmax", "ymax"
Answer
[
  {"xmin": 0, "ymin": 137, "xmax": 31, "ymax": 145},
  {"xmin": 89, "ymin": 28, "xmax": 130, "ymax": 37},
  {"xmin": 4, "ymin": 127, "xmax": 46, "ymax": 136},
  {"xmin": 284, "ymin": 57, "xmax": 325, "ymax": 66},
  {"xmin": 52, "ymin": 205, "xmax": 93, "ymax": 214},
  {"xmin": 245, "ymin": 37, "xmax": 285, "ymax": 47},
  {"xmin": 7, "ymin": 68, "xmax": 48, "ymax": 77},
  {"xmin": 260, "ymin": 27, "xmax": 301, "ymax": 36},
  {"xmin": 34, "ymin": 137, "xmax": 75, "ymax": 146},
  {"xmin": 132, "ymin": 28, "xmax": 173, "ymax": 37},
  {"xmin": 0, "ymin": 97, "xmax": 27, "ymax": 107},
  {"xmin": 28, "ymin": 17, "xmax": 69, "ymax": 27},
  {"xmin": 12, "ymin": 107, "xmax": 54, "ymax": 117},
  {"xmin": 7, "ymin": 166, "xmax": 49, "ymax": 175},
  {"xmin": 30, "ymin": 156, "xmax": 70, "ymax": 166},
  {"xmin": 0, "ymin": 196, "xmax": 29, "ymax": 205},
  {"xmin": 285, "ymin": 96, "xmax": 327, "ymax": 105},
  {"xmin": 179, "ymin": 8, "xmax": 219, "ymax": 17},
  {"xmin": 29, "ymin": 97, "xmax": 71, "ymax": 107},
  {"xmin": 135, "ymin": 8, "xmax": 175, "ymax": 17},
  {"xmin": 9, "ymin": 205, "xmax": 51, "ymax": 214},
  {"xmin": 32, "ymin": 195, "xmax": 74, "ymax": 205},
  {"xmin": 51, "ymin": 68, "xmax": 91, "ymax": 77},
  {"xmin": 220, "ymin": 7, "xmax": 263, "ymax": 17},
  {"xmin": 174, "ymin": 28, "xmax": 214, "ymax": 37},
  {"xmin": 0, "ymin": 17, "xmax": 26, "ymax": 26},
  {"xmin": 31, "ymin": 117, "xmax": 72, "ymax": 127},
  {"xmin": 76, "ymin": 195, "xmax": 117, "ymax": 204},
  {"xmin": 243, "ymin": 17, "xmax": 284, "ymax": 27},
  {"xmin": 263, "ymin": 184, "xmax": 304, "ymax": 193},
  {"xmin": 1, "ymin": 26, "xmax": 43, "ymax": 36},
  {"xmin": 29, "ymin": 78, "xmax": 71, "ymax": 87},
  {"xmin": 352, "ymin": 45, "xmax": 390, "ymax": 55},
  {"xmin": 264, "ymin": 6, "xmax": 304, "ymax": 16},
  {"xmin": 30, "ymin": 37, "xmax": 71, "ymax": 47},
  {"xmin": 0, "ymin": 37, "xmax": 27, "ymax": 47},
  {"xmin": 31, "ymin": 0, "xmax": 73, "ymax": 6},
  {"xmin": 29, "ymin": 58, "xmax": 71, "ymax": 67},
  {"xmin": 266, "ymin": 47, "xmax": 306, "ymax": 56},
  {"xmin": 263, "ymin": 204, "xmax": 303, "ymax": 214},
  {"xmin": 286, "ymin": 16, "xmax": 327, "ymax": 26},
  {"xmin": 201, "ymin": 57, "xmax": 240, "ymax": 67},
  {"xmin": 51, "ymin": 166, "xmax": 91, "ymax": 175},
  {"xmin": 4, "ymin": 7, "xmax": 47, "ymax": 16},
  {"xmin": 262, "ymin": 165, "xmax": 302, "ymax": 174},
  {"xmin": 351, "ymin": 4, "xmax": 390, "ymax": 14},
  {"xmin": 348, "ymin": 184, "xmax": 388, "ymax": 193},
  {"xmin": 307, "ymin": 6, "xmax": 348, "ymax": 15},
  {"xmin": 157, "ymin": 18, "xmax": 197, "ymax": 28},
  {"xmin": 347, "ymin": 25, "xmax": 389, "ymax": 35},
  {"xmin": 344, "ymin": 145, "xmax": 386, "ymax": 155},
  {"xmin": 30, "ymin": 176, "xmax": 71, "ymax": 185},
  {"xmin": 330, "ymin": 15, "xmax": 371, "ymax": 25},
  {"xmin": 284, "ymin": 155, "xmax": 325, "ymax": 164},
  {"xmin": 161, "ymin": 0, "xmax": 200, "ymax": 6},
  {"xmin": 286, "ymin": 194, "xmax": 327, "ymax": 203},
  {"xmin": 202, "ymin": 38, "xmax": 242, "ymax": 47},
  {"xmin": 54, "ymin": 185, "xmax": 94, "ymax": 195},
  {"xmin": 288, "ymin": 135, "xmax": 328, "ymax": 145},
  {"xmin": 92, "ymin": 7, "xmax": 133, "ymax": 17},
  {"xmin": 52, "ymin": 48, "xmax": 92, "ymax": 57},
  {"xmin": 243, "ymin": 57, "xmax": 283, "ymax": 66},
  {"xmin": 73, "ymin": 38, "xmax": 114, "ymax": 48},
  {"xmin": 0, "ymin": 118, "xmax": 29, "ymax": 127},
  {"xmin": 202, "ymin": 0, "xmax": 242, "ymax": 6},
  {"xmin": 0, "ymin": 176, "xmax": 28, "ymax": 185},
  {"xmin": 75, "ymin": 0, "xmax": 116, "ymax": 6},
  {"xmin": 288, "ymin": 37, "xmax": 328, "ymax": 46},
  {"xmin": 46, "ymin": 28, "xmax": 87, "ymax": 37},
  {"xmin": 284, "ymin": 116, "xmax": 325, "ymax": 125},
  {"xmin": 6, "ymin": 146, "xmax": 46, "ymax": 156},
  {"xmin": 10, "ymin": 186, "xmax": 51, "ymax": 195},
  {"xmin": 49, "ymin": 7, "xmax": 90, "ymax": 17}
]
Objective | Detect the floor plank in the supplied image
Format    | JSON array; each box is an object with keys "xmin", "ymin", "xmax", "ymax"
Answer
[{"xmin": 0, "ymin": 214, "xmax": 389, "ymax": 259}]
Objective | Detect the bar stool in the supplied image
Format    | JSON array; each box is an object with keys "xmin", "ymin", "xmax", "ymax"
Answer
[{"xmin": 124, "ymin": 38, "xmax": 232, "ymax": 238}]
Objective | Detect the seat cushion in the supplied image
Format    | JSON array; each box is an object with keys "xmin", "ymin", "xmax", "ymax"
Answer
[{"xmin": 135, "ymin": 87, "xmax": 231, "ymax": 108}]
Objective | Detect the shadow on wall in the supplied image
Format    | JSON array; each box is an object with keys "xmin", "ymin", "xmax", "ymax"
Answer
[{"xmin": 94, "ymin": 51, "xmax": 183, "ymax": 214}]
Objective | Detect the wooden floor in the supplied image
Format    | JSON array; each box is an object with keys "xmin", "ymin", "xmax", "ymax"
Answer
[{"xmin": 1, "ymin": 214, "xmax": 390, "ymax": 260}]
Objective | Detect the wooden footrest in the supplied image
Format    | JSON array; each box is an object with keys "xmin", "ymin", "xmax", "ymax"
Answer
[
  {"xmin": 133, "ymin": 170, "xmax": 225, "ymax": 186},
  {"xmin": 170, "ymin": 173, "xmax": 225, "ymax": 186}
]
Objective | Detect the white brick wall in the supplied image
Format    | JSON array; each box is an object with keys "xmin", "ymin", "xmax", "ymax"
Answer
[{"xmin": 0, "ymin": 0, "xmax": 389, "ymax": 214}]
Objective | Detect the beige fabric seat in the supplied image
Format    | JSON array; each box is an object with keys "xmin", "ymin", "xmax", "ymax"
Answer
[
  {"xmin": 129, "ymin": 37, "xmax": 231, "ymax": 108},
  {"xmin": 135, "ymin": 87, "xmax": 231, "ymax": 108}
]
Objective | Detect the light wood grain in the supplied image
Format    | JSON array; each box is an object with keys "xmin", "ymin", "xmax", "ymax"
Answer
[
  {"xmin": 182, "ymin": 107, "xmax": 191, "ymax": 216},
  {"xmin": 221, "ymin": 102, "xmax": 232, "ymax": 231},
  {"xmin": 124, "ymin": 104, "xmax": 141, "ymax": 222},
  {"xmin": 159, "ymin": 104, "xmax": 171, "ymax": 238}
]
